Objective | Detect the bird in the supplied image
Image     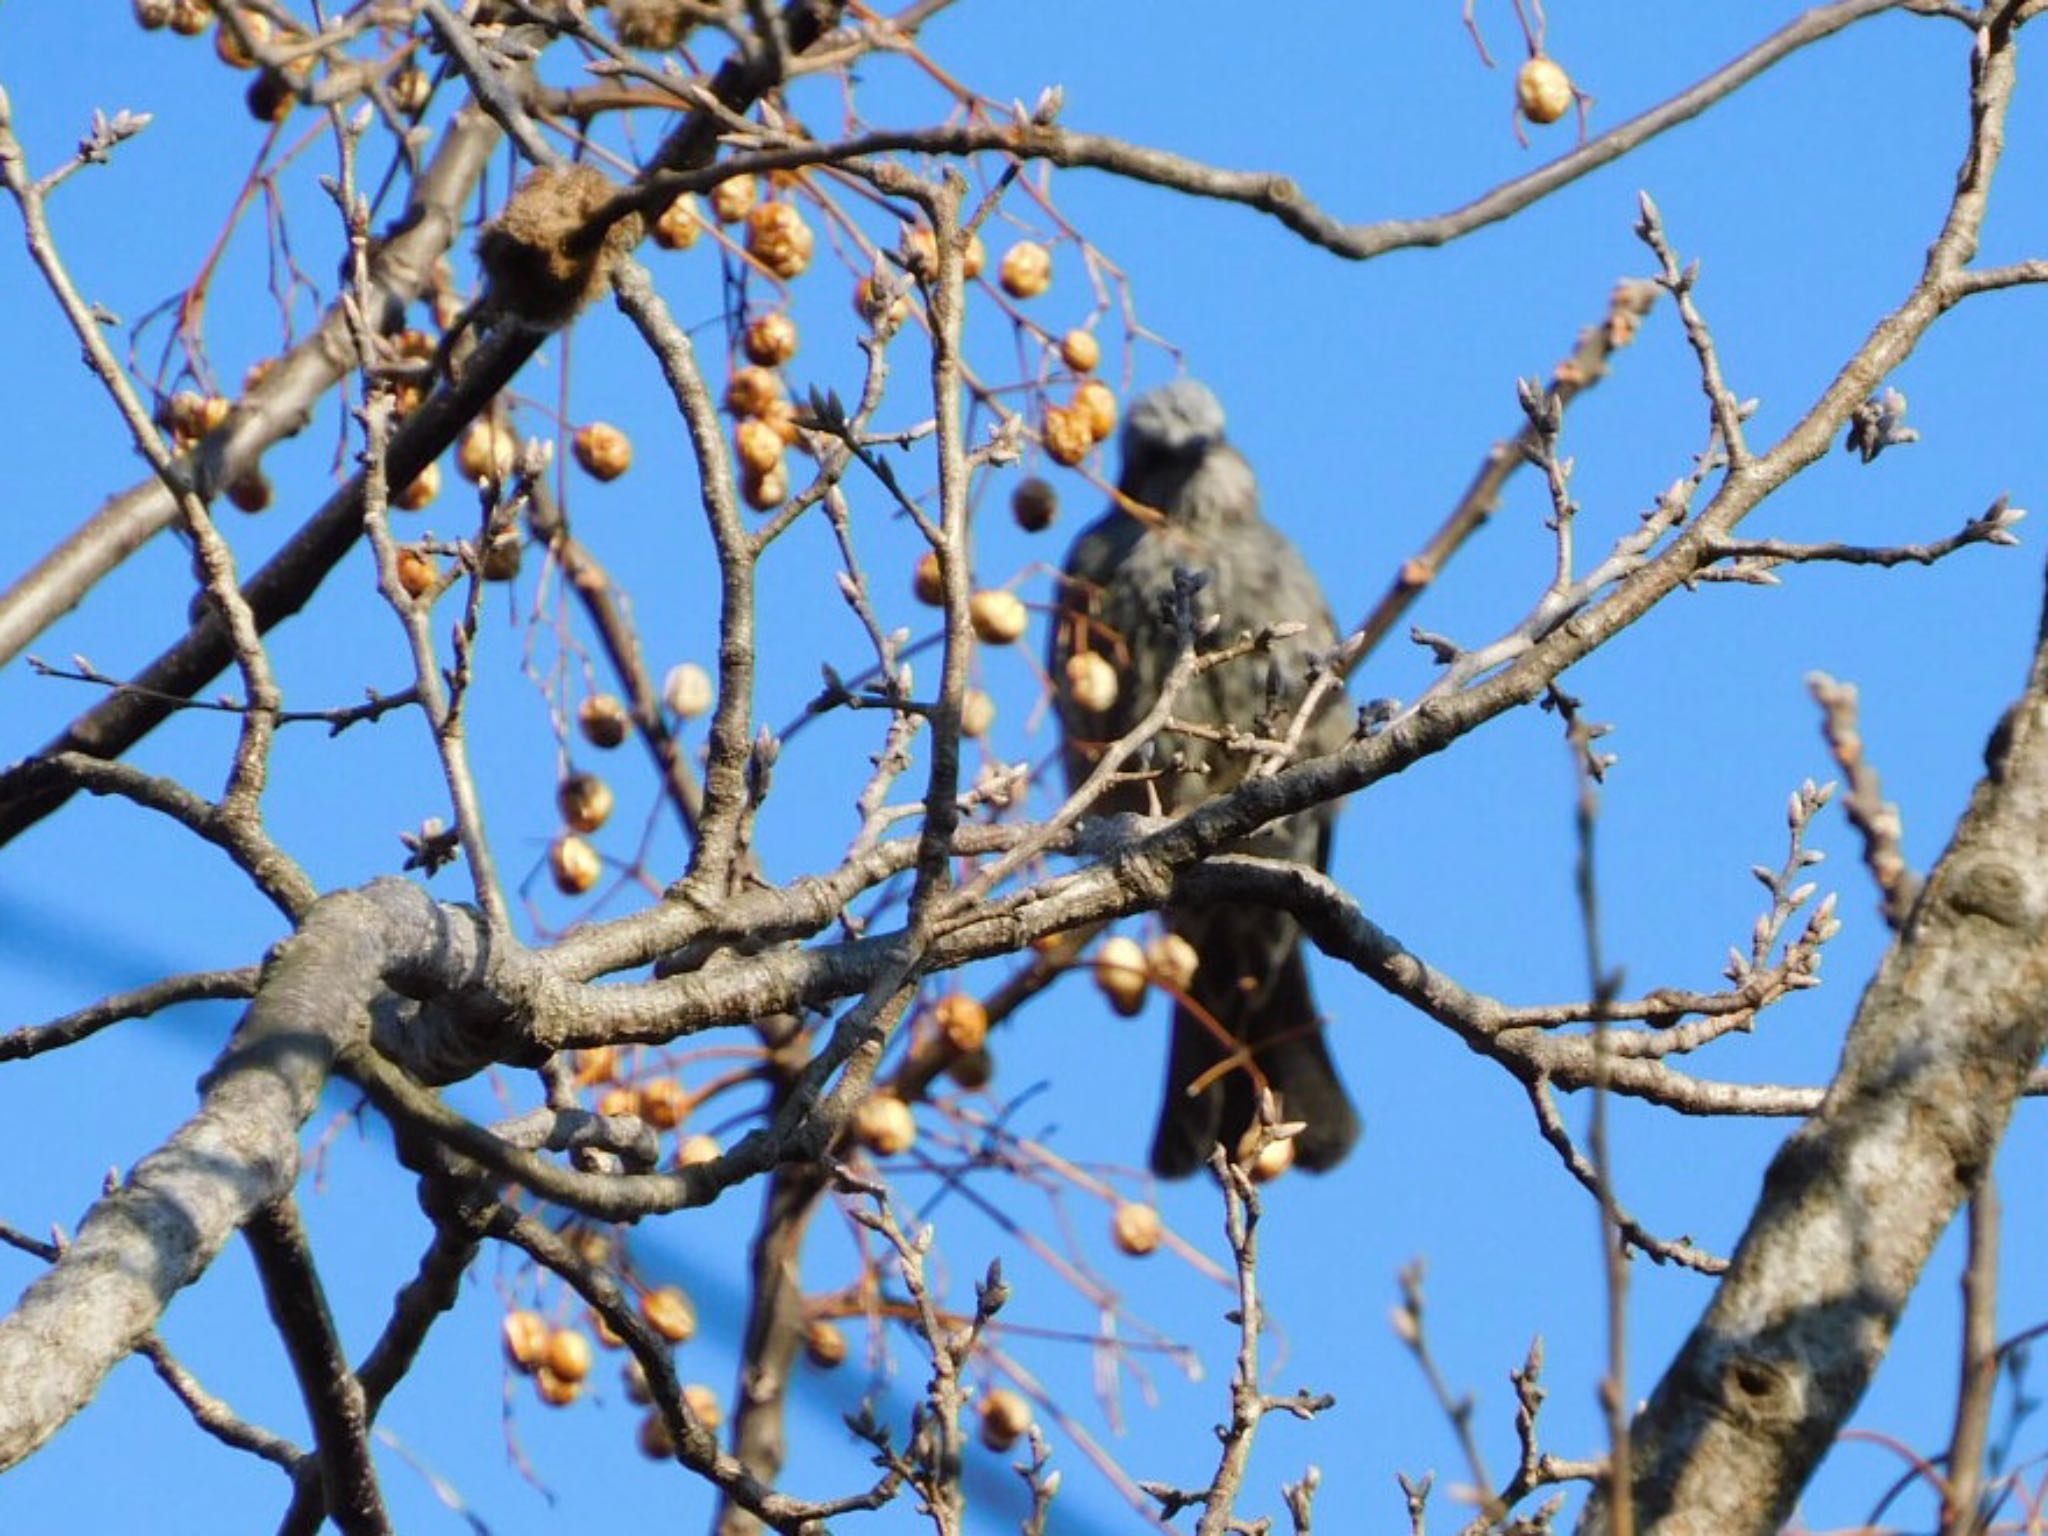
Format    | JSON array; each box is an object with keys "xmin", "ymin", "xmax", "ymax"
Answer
[{"xmin": 1049, "ymin": 380, "xmax": 1361, "ymax": 1178}]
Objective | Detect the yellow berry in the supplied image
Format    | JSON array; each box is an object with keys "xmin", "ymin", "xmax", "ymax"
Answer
[
  {"xmin": 1146, "ymin": 933, "xmax": 1199, "ymax": 992},
  {"xmin": 652, "ymin": 192, "xmax": 702, "ymax": 251},
  {"xmin": 1059, "ymin": 328, "xmax": 1100, "ymax": 373},
  {"xmin": 1041, "ymin": 403, "xmax": 1093, "ymax": 467},
  {"xmin": 1074, "ymin": 380, "xmax": 1117, "ymax": 443},
  {"xmin": 710, "ymin": 175, "xmax": 759, "ymax": 224},
  {"xmin": 642, "ymin": 1285, "xmax": 697, "ymax": 1343},
  {"xmin": 503, "ymin": 1310, "xmax": 550, "ymax": 1373},
  {"xmin": 550, "ymin": 835, "xmax": 603, "ymax": 896}
]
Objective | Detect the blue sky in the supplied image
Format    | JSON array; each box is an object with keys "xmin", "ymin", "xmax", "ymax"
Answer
[{"xmin": 3, "ymin": 3, "xmax": 2046, "ymax": 1532}]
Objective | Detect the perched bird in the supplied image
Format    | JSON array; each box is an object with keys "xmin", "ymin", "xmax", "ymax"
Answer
[{"xmin": 1050, "ymin": 380, "xmax": 1361, "ymax": 1178}]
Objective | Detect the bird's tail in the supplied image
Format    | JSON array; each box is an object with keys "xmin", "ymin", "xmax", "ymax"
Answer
[{"xmin": 1151, "ymin": 940, "xmax": 1361, "ymax": 1179}]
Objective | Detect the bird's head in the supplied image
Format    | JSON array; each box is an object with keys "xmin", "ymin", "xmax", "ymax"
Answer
[{"xmin": 1116, "ymin": 380, "xmax": 1255, "ymax": 529}]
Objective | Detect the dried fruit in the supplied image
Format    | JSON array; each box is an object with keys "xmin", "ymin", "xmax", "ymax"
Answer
[
  {"xmin": 1093, "ymin": 935, "xmax": 1148, "ymax": 1017},
  {"xmin": 225, "ymin": 471, "xmax": 273, "ymax": 514},
  {"xmin": 134, "ymin": 0, "xmax": 175, "ymax": 30},
  {"xmin": 557, "ymin": 771, "xmax": 614, "ymax": 833},
  {"xmin": 395, "ymin": 546, "xmax": 440, "ymax": 601},
  {"xmin": 853, "ymin": 273, "xmax": 911, "ymax": 329},
  {"xmin": 969, "ymin": 589, "xmax": 1029, "ymax": 645},
  {"xmin": 912, "ymin": 551, "xmax": 947, "ymax": 607},
  {"xmin": 998, "ymin": 240, "xmax": 1052, "ymax": 299},
  {"xmin": 742, "ymin": 312, "xmax": 799, "ymax": 367},
  {"xmin": 546, "ymin": 1327, "xmax": 593, "ymax": 1384},
  {"xmin": 1010, "ymin": 476, "xmax": 1057, "ymax": 532},
  {"xmin": 637, "ymin": 1077, "xmax": 687, "ymax": 1131},
  {"xmin": 959, "ymin": 688, "xmax": 996, "ymax": 737},
  {"xmin": 391, "ymin": 64, "xmax": 431, "ymax": 115},
  {"xmin": 458, "ymin": 418, "xmax": 518, "ymax": 489},
  {"xmin": 1516, "ymin": 55, "xmax": 1573, "ymax": 126},
  {"xmin": 1059, "ymin": 328, "xmax": 1100, "ymax": 373},
  {"xmin": 947, "ymin": 1049, "xmax": 994, "ymax": 1091},
  {"xmin": 534, "ymin": 1366, "xmax": 581, "ymax": 1406},
  {"xmin": 590, "ymin": 1307, "xmax": 625, "ymax": 1349},
  {"xmin": 746, "ymin": 202, "xmax": 815, "ymax": 279},
  {"xmin": 853, "ymin": 1094, "xmax": 916, "ymax": 1156},
  {"xmin": 394, "ymin": 461, "xmax": 441, "ymax": 512},
  {"xmin": 676, "ymin": 1132, "xmax": 721, "ymax": 1167},
  {"xmin": 642, "ymin": 1285, "xmax": 697, "ymax": 1343},
  {"xmin": 933, "ymin": 993, "xmax": 989, "ymax": 1053},
  {"xmin": 734, "ymin": 417, "xmax": 785, "ymax": 477},
  {"xmin": 663, "ymin": 662, "xmax": 713, "ymax": 719},
  {"xmin": 479, "ymin": 532, "xmax": 522, "ymax": 582},
  {"xmin": 1074, "ymin": 380, "xmax": 1117, "ymax": 442},
  {"xmin": 652, "ymin": 192, "xmax": 701, "ymax": 251},
  {"xmin": 167, "ymin": 0, "xmax": 209, "ymax": 36},
  {"xmin": 683, "ymin": 1383, "xmax": 722, "ymax": 1431},
  {"xmin": 724, "ymin": 365, "xmax": 783, "ymax": 418},
  {"xmin": 1111, "ymin": 1202, "xmax": 1163, "ymax": 1257},
  {"xmin": 709, "ymin": 174, "xmax": 758, "ymax": 224},
  {"xmin": 1146, "ymin": 932, "xmax": 1199, "ymax": 992},
  {"xmin": 741, "ymin": 462, "xmax": 789, "ymax": 511},
  {"xmin": 503, "ymin": 1310, "xmax": 550, "ymax": 1373},
  {"xmin": 1244, "ymin": 1131, "xmax": 1296, "ymax": 1183},
  {"xmin": 804, "ymin": 1320, "xmax": 848, "ymax": 1370},
  {"xmin": 637, "ymin": 1409, "xmax": 675, "ymax": 1459},
  {"xmin": 978, "ymin": 1388, "xmax": 1032, "ymax": 1451},
  {"xmin": 598, "ymin": 1085, "xmax": 639, "ymax": 1119},
  {"xmin": 578, "ymin": 694, "xmax": 631, "ymax": 749},
  {"xmin": 213, "ymin": 9, "xmax": 269, "ymax": 68},
  {"xmin": 624, "ymin": 1358, "xmax": 653, "ymax": 1406},
  {"xmin": 575, "ymin": 1045, "xmax": 619, "ymax": 1085},
  {"xmin": 1063, "ymin": 650, "xmax": 1118, "ymax": 713},
  {"xmin": 1041, "ymin": 403, "xmax": 1093, "ymax": 467},
  {"xmin": 573, "ymin": 421, "xmax": 633, "ymax": 482},
  {"xmin": 611, "ymin": 0, "xmax": 694, "ymax": 50},
  {"xmin": 550, "ymin": 835, "xmax": 603, "ymax": 895}
]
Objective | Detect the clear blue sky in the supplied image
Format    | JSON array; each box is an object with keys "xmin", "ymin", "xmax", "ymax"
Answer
[{"xmin": 3, "ymin": 4, "xmax": 2045, "ymax": 1532}]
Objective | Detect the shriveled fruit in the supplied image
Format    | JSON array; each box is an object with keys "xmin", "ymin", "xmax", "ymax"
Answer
[
  {"xmin": 1063, "ymin": 650, "xmax": 1118, "ymax": 713},
  {"xmin": 724, "ymin": 365, "xmax": 783, "ymax": 418},
  {"xmin": 979, "ymin": 1387, "xmax": 1032, "ymax": 1451},
  {"xmin": 709, "ymin": 174, "xmax": 758, "ymax": 224},
  {"xmin": 853, "ymin": 1094, "xmax": 916, "ymax": 1156},
  {"xmin": 1041, "ymin": 403, "xmax": 1093, "ymax": 467},
  {"xmin": 458, "ymin": 418, "xmax": 518, "ymax": 488},
  {"xmin": 652, "ymin": 193, "xmax": 701, "ymax": 251},
  {"xmin": 969, "ymin": 589, "xmax": 1029, "ymax": 644},
  {"xmin": 1093, "ymin": 935, "xmax": 1148, "ymax": 1017},
  {"xmin": 746, "ymin": 202, "xmax": 815, "ymax": 279},
  {"xmin": 932, "ymin": 992, "xmax": 989, "ymax": 1053},
  {"xmin": 636, "ymin": 1077, "xmax": 687, "ymax": 1131},
  {"xmin": 663, "ymin": 662, "xmax": 713, "ymax": 719},
  {"xmin": 676, "ymin": 1132, "xmax": 721, "ymax": 1167},
  {"xmin": 1111, "ymin": 1201, "xmax": 1163, "ymax": 1257},
  {"xmin": 912, "ymin": 551, "xmax": 946, "ymax": 607},
  {"xmin": 642, "ymin": 1285, "xmax": 697, "ymax": 1343},
  {"xmin": 1146, "ymin": 932, "xmax": 1199, "ymax": 992},
  {"xmin": 503, "ymin": 1309, "xmax": 549, "ymax": 1373},
  {"xmin": 1059, "ymin": 328, "xmax": 1100, "ymax": 373},
  {"xmin": 998, "ymin": 240, "xmax": 1051, "ymax": 299},
  {"xmin": 1516, "ymin": 55, "xmax": 1573, "ymax": 125},
  {"xmin": 742, "ymin": 312, "xmax": 799, "ymax": 367},
  {"xmin": 395, "ymin": 546, "xmax": 440, "ymax": 601},
  {"xmin": 546, "ymin": 1327, "xmax": 593, "ymax": 1384},
  {"xmin": 959, "ymin": 688, "xmax": 996, "ymax": 737},
  {"xmin": 1074, "ymin": 380, "xmax": 1117, "ymax": 442},
  {"xmin": 573, "ymin": 421, "xmax": 633, "ymax": 482},
  {"xmin": 804, "ymin": 1320, "xmax": 848, "ymax": 1370}
]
